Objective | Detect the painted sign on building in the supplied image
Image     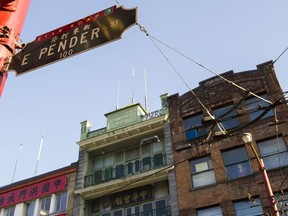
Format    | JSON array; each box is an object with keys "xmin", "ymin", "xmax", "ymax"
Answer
[{"xmin": 0, "ymin": 175, "xmax": 66, "ymax": 208}]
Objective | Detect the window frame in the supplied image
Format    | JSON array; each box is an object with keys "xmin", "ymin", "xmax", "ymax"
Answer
[
  {"xmin": 233, "ymin": 197, "xmax": 263, "ymax": 216},
  {"xmin": 222, "ymin": 146, "xmax": 253, "ymax": 180},
  {"xmin": 212, "ymin": 103, "xmax": 240, "ymax": 131},
  {"xmin": 55, "ymin": 191, "xmax": 68, "ymax": 213},
  {"xmin": 197, "ymin": 205, "xmax": 223, "ymax": 216},
  {"xmin": 184, "ymin": 113, "xmax": 207, "ymax": 140},
  {"xmin": 257, "ymin": 136, "xmax": 288, "ymax": 170},
  {"xmin": 190, "ymin": 156, "xmax": 216, "ymax": 188},
  {"xmin": 243, "ymin": 93, "xmax": 274, "ymax": 121},
  {"xmin": 4, "ymin": 206, "xmax": 15, "ymax": 216}
]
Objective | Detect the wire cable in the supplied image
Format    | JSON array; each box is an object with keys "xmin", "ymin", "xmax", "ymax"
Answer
[
  {"xmin": 274, "ymin": 46, "xmax": 288, "ymax": 64},
  {"xmin": 138, "ymin": 26, "xmax": 272, "ymax": 105}
]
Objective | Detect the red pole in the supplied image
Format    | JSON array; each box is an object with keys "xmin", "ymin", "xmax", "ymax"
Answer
[
  {"xmin": 259, "ymin": 159, "xmax": 280, "ymax": 216},
  {"xmin": 249, "ymin": 142, "xmax": 280, "ymax": 216},
  {"xmin": 0, "ymin": 0, "xmax": 31, "ymax": 96}
]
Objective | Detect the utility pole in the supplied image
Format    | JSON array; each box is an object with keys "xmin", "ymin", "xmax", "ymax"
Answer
[{"xmin": 0, "ymin": 0, "xmax": 31, "ymax": 96}]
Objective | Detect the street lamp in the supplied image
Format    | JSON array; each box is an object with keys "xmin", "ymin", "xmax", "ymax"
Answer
[{"xmin": 242, "ymin": 133, "xmax": 280, "ymax": 216}]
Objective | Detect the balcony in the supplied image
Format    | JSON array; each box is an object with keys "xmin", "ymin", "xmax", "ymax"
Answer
[{"xmin": 85, "ymin": 153, "xmax": 166, "ymax": 188}]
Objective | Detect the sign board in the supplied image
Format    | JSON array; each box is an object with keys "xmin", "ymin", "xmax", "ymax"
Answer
[
  {"xmin": 8, "ymin": 6, "xmax": 138, "ymax": 75},
  {"xmin": 0, "ymin": 175, "xmax": 66, "ymax": 208}
]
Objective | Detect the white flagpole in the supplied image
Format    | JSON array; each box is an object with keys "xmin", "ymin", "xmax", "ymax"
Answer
[
  {"xmin": 116, "ymin": 80, "xmax": 120, "ymax": 110},
  {"xmin": 12, "ymin": 143, "xmax": 23, "ymax": 183},
  {"xmin": 34, "ymin": 135, "xmax": 44, "ymax": 176},
  {"xmin": 132, "ymin": 69, "xmax": 135, "ymax": 104},
  {"xmin": 144, "ymin": 69, "xmax": 148, "ymax": 112}
]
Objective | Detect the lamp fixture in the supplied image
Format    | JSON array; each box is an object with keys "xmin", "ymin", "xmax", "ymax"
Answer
[
  {"xmin": 140, "ymin": 135, "xmax": 160, "ymax": 145},
  {"xmin": 242, "ymin": 132, "xmax": 253, "ymax": 144}
]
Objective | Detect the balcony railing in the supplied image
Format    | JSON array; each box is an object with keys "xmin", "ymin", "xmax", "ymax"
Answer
[
  {"xmin": 86, "ymin": 109, "xmax": 164, "ymax": 139},
  {"xmin": 85, "ymin": 153, "xmax": 166, "ymax": 187}
]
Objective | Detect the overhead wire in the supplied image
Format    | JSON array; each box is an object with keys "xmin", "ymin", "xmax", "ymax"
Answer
[
  {"xmin": 138, "ymin": 26, "xmax": 272, "ymax": 105},
  {"xmin": 137, "ymin": 22, "xmax": 288, "ymax": 212},
  {"xmin": 274, "ymin": 46, "xmax": 288, "ymax": 64}
]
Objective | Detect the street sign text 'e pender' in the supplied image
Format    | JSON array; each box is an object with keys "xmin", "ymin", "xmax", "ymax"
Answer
[{"xmin": 8, "ymin": 6, "xmax": 138, "ymax": 75}]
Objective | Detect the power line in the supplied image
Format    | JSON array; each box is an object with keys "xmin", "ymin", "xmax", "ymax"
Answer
[
  {"xmin": 274, "ymin": 46, "xmax": 288, "ymax": 64},
  {"xmin": 138, "ymin": 24, "xmax": 272, "ymax": 105}
]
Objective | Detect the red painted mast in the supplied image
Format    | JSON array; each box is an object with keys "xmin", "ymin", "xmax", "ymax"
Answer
[{"xmin": 0, "ymin": 0, "xmax": 30, "ymax": 96}]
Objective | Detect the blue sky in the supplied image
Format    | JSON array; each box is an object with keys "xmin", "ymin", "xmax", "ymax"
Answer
[{"xmin": 0, "ymin": 0, "xmax": 288, "ymax": 186}]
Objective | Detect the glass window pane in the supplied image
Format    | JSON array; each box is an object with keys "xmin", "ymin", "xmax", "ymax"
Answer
[
  {"xmin": 27, "ymin": 200, "xmax": 35, "ymax": 216},
  {"xmin": 91, "ymin": 199, "xmax": 100, "ymax": 213},
  {"xmin": 197, "ymin": 206, "xmax": 222, "ymax": 216},
  {"xmin": 190, "ymin": 157, "xmax": 213, "ymax": 173},
  {"xmin": 263, "ymin": 152, "xmax": 288, "ymax": 170},
  {"xmin": 113, "ymin": 210, "xmax": 122, "ymax": 216},
  {"xmin": 234, "ymin": 198, "xmax": 263, "ymax": 216},
  {"xmin": 56, "ymin": 191, "xmax": 67, "ymax": 212},
  {"xmin": 258, "ymin": 137, "xmax": 288, "ymax": 170},
  {"xmin": 222, "ymin": 147, "xmax": 248, "ymax": 165},
  {"xmin": 156, "ymin": 200, "xmax": 167, "ymax": 216},
  {"xmin": 184, "ymin": 113, "xmax": 207, "ymax": 140},
  {"xmin": 142, "ymin": 144, "xmax": 150, "ymax": 155},
  {"xmin": 225, "ymin": 162, "xmax": 252, "ymax": 179},
  {"xmin": 116, "ymin": 151, "xmax": 124, "ymax": 163},
  {"xmin": 4, "ymin": 206, "xmax": 15, "ymax": 216},
  {"xmin": 193, "ymin": 170, "xmax": 216, "ymax": 188},
  {"xmin": 153, "ymin": 142, "xmax": 163, "ymax": 153},
  {"xmin": 244, "ymin": 94, "xmax": 274, "ymax": 121},
  {"xmin": 94, "ymin": 157, "xmax": 103, "ymax": 169},
  {"xmin": 127, "ymin": 147, "xmax": 139, "ymax": 160},
  {"xmin": 258, "ymin": 137, "xmax": 287, "ymax": 156},
  {"xmin": 104, "ymin": 154, "xmax": 113, "ymax": 167},
  {"xmin": 143, "ymin": 203, "xmax": 153, "ymax": 216},
  {"xmin": 212, "ymin": 105, "xmax": 240, "ymax": 130},
  {"xmin": 39, "ymin": 196, "xmax": 51, "ymax": 215},
  {"xmin": 190, "ymin": 156, "xmax": 216, "ymax": 188}
]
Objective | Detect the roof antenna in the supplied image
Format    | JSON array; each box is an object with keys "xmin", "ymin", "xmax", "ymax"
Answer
[
  {"xmin": 144, "ymin": 69, "xmax": 148, "ymax": 111},
  {"xmin": 132, "ymin": 69, "xmax": 135, "ymax": 104},
  {"xmin": 34, "ymin": 135, "xmax": 44, "ymax": 176},
  {"xmin": 11, "ymin": 143, "xmax": 23, "ymax": 183}
]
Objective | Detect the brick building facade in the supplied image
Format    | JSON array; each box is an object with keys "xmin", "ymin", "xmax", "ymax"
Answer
[{"xmin": 167, "ymin": 61, "xmax": 288, "ymax": 215}]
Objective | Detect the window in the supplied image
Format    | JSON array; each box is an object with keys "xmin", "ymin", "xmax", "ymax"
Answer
[
  {"xmin": 190, "ymin": 156, "xmax": 216, "ymax": 188},
  {"xmin": 143, "ymin": 203, "xmax": 153, "ymax": 216},
  {"xmin": 184, "ymin": 113, "xmax": 207, "ymax": 140},
  {"xmin": 233, "ymin": 198, "xmax": 263, "ymax": 216},
  {"xmin": 55, "ymin": 191, "xmax": 68, "ymax": 212},
  {"xmin": 212, "ymin": 104, "xmax": 240, "ymax": 131},
  {"xmin": 127, "ymin": 147, "xmax": 140, "ymax": 160},
  {"xmin": 197, "ymin": 206, "xmax": 222, "ymax": 216},
  {"xmin": 156, "ymin": 200, "xmax": 167, "ymax": 216},
  {"xmin": 116, "ymin": 151, "xmax": 124, "ymax": 163},
  {"xmin": 27, "ymin": 200, "xmax": 36, "ymax": 216},
  {"xmin": 91, "ymin": 199, "xmax": 100, "ymax": 213},
  {"xmin": 244, "ymin": 94, "xmax": 274, "ymax": 121},
  {"xmin": 4, "ymin": 206, "xmax": 15, "ymax": 216},
  {"xmin": 152, "ymin": 142, "xmax": 163, "ymax": 153},
  {"xmin": 258, "ymin": 137, "xmax": 288, "ymax": 170},
  {"xmin": 126, "ymin": 206, "xmax": 140, "ymax": 216},
  {"xmin": 39, "ymin": 196, "xmax": 51, "ymax": 215},
  {"xmin": 222, "ymin": 147, "xmax": 252, "ymax": 179},
  {"xmin": 113, "ymin": 210, "xmax": 123, "ymax": 216}
]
